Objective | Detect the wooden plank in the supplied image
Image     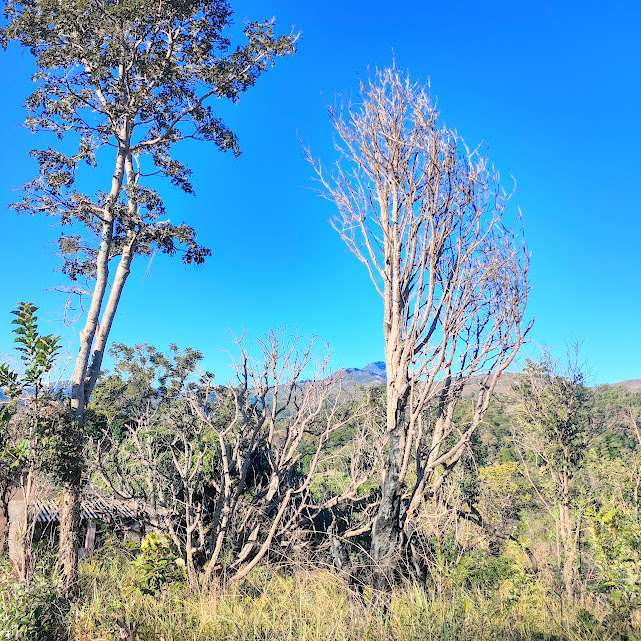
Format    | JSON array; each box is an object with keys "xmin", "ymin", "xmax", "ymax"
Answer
[{"xmin": 84, "ymin": 521, "xmax": 96, "ymax": 551}]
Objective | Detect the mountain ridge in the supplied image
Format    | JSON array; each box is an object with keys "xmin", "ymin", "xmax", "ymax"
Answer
[{"xmin": 335, "ymin": 363, "xmax": 641, "ymax": 393}]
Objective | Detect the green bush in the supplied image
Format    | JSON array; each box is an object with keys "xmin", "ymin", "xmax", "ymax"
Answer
[
  {"xmin": 0, "ymin": 569, "xmax": 68, "ymax": 641},
  {"xmin": 423, "ymin": 531, "xmax": 514, "ymax": 594},
  {"xmin": 588, "ymin": 502, "xmax": 641, "ymax": 630},
  {"xmin": 129, "ymin": 532, "xmax": 185, "ymax": 596}
]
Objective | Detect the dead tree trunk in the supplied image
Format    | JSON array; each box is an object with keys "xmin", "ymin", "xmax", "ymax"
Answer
[{"xmin": 371, "ymin": 384, "xmax": 406, "ymax": 589}]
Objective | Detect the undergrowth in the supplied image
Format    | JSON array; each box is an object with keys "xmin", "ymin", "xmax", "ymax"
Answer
[
  {"xmin": 0, "ymin": 545, "xmax": 638, "ymax": 641},
  {"xmin": 70, "ymin": 546, "xmax": 637, "ymax": 641}
]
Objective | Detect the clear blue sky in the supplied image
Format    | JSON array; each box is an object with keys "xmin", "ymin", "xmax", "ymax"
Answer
[{"xmin": 0, "ymin": 0, "xmax": 639, "ymax": 384}]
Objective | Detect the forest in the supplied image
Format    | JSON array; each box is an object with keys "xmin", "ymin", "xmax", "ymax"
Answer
[{"xmin": 0, "ymin": 0, "xmax": 639, "ymax": 639}]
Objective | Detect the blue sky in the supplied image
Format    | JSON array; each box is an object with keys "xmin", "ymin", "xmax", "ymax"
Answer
[{"xmin": 0, "ymin": 0, "xmax": 639, "ymax": 384}]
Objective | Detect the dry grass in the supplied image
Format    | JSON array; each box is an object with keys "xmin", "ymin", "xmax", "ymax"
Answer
[{"xmin": 66, "ymin": 551, "xmax": 636, "ymax": 641}]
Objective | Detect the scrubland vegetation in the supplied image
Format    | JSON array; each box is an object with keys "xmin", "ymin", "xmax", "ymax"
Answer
[
  {"xmin": 3, "ymin": 542, "xmax": 639, "ymax": 641},
  {"xmin": 0, "ymin": 0, "xmax": 638, "ymax": 638},
  {"xmin": 1, "ymin": 313, "xmax": 640, "ymax": 640}
]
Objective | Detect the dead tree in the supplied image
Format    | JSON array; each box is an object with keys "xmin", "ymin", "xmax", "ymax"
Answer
[
  {"xmin": 94, "ymin": 333, "xmax": 382, "ymax": 589},
  {"xmin": 310, "ymin": 65, "xmax": 531, "ymax": 589},
  {"xmin": 190, "ymin": 331, "xmax": 380, "ymax": 588}
]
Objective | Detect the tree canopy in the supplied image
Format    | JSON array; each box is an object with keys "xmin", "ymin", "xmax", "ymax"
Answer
[{"xmin": 1, "ymin": 0, "xmax": 296, "ymax": 275}]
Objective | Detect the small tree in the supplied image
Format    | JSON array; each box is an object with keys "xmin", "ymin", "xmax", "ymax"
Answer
[
  {"xmin": 91, "ymin": 334, "xmax": 381, "ymax": 588},
  {"xmin": 1, "ymin": 0, "xmax": 297, "ymax": 596},
  {"xmin": 310, "ymin": 66, "xmax": 530, "ymax": 589},
  {"xmin": 0, "ymin": 303, "xmax": 63, "ymax": 579},
  {"xmin": 511, "ymin": 349, "xmax": 592, "ymax": 597},
  {"xmin": 89, "ymin": 342, "xmax": 212, "ymax": 588}
]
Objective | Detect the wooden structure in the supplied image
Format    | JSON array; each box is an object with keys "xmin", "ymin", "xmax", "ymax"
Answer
[{"xmin": 7, "ymin": 487, "xmax": 163, "ymax": 562}]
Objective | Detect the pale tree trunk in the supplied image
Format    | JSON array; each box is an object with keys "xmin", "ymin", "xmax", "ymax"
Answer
[
  {"xmin": 61, "ymin": 226, "xmax": 111, "ymax": 595},
  {"xmin": 550, "ymin": 456, "xmax": 576, "ymax": 599},
  {"xmin": 559, "ymin": 456, "xmax": 576, "ymax": 598},
  {"xmin": 15, "ymin": 468, "xmax": 37, "ymax": 583},
  {"xmin": 58, "ymin": 144, "xmax": 133, "ymax": 599}
]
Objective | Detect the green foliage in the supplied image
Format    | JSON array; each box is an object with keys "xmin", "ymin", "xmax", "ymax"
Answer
[
  {"xmin": 0, "ymin": 367, "xmax": 21, "ymax": 402},
  {"xmin": 0, "ymin": 302, "xmax": 61, "ymax": 401},
  {"xmin": 588, "ymin": 502, "xmax": 641, "ymax": 622},
  {"xmin": 476, "ymin": 461, "xmax": 533, "ymax": 527},
  {"xmin": 1, "ymin": 303, "xmax": 86, "ymax": 489},
  {"xmin": 309, "ymin": 471, "xmax": 352, "ymax": 503},
  {"xmin": 514, "ymin": 357, "xmax": 592, "ymax": 472},
  {"xmin": 0, "ymin": 564, "xmax": 68, "ymax": 641},
  {"xmin": 89, "ymin": 342, "xmax": 202, "ymax": 426},
  {"xmin": 36, "ymin": 405, "xmax": 85, "ymax": 486},
  {"xmin": 0, "ymin": 434, "xmax": 30, "ymax": 516},
  {"xmin": 89, "ymin": 342, "xmax": 208, "ymax": 497},
  {"xmin": 423, "ymin": 531, "xmax": 514, "ymax": 594},
  {"xmin": 9, "ymin": 303, "xmax": 61, "ymax": 389},
  {"xmin": 129, "ymin": 533, "xmax": 186, "ymax": 596},
  {"xmin": 0, "ymin": 302, "xmax": 69, "ymax": 495},
  {"xmin": 0, "ymin": 0, "xmax": 297, "ymax": 276}
]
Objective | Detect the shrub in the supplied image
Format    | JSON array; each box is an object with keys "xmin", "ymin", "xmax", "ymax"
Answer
[
  {"xmin": 588, "ymin": 502, "xmax": 641, "ymax": 631},
  {"xmin": 0, "ymin": 567, "xmax": 68, "ymax": 641},
  {"xmin": 129, "ymin": 532, "xmax": 185, "ymax": 596}
]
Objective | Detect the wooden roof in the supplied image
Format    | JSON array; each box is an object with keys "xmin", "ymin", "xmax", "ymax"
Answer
[{"xmin": 30, "ymin": 491, "xmax": 167, "ymax": 524}]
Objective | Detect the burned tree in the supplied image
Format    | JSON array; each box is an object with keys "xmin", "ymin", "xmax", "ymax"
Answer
[
  {"xmin": 190, "ymin": 332, "xmax": 379, "ymax": 587},
  {"xmin": 93, "ymin": 333, "xmax": 381, "ymax": 588},
  {"xmin": 311, "ymin": 66, "xmax": 531, "ymax": 589}
]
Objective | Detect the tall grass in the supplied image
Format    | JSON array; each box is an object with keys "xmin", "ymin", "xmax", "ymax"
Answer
[
  {"xmin": 0, "ymin": 542, "xmax": 636, "ymax": 641},
  {"xmin": 62, "ymin": 549, "xmax": 636, "ymax": 641}
]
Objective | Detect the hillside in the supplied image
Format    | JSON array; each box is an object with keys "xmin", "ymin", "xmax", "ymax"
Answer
[
  {"xmin": 334, "ymin": 362, "xmax": 641, "ymax": 396},
  {"xmin": 609, "ymin": 378, "xmax": 641, "ymax": 391}
]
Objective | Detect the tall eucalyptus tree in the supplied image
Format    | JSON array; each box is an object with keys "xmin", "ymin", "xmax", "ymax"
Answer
[{"xmin": 1, "ymin": 0, "xmax": 297, "ymax": 596}]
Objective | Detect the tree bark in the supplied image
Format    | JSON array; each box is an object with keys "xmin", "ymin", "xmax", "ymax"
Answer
[
  {"xmin": 371, "ymin": 306, "xmax": 410, "ymax": 589},
  {"xmin": 58, "ymin": 483, "xmax": 81, "ymax": 598},
  {"xmin": 560, "ymin": 460, "xmax": 576, "ymax": 598},
  {"xmin": 310, "ymin": 67, "xmax": 530, "ymax": 595},
  {"xmin": 371, "ymin": 425, "xmax": 403, "ymax": 589}
]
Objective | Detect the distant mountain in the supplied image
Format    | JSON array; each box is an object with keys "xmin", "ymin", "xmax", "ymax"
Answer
[
  {"xmin": 2, "ymin": 370, "xmax": 638, "ymax": 405},
  {"xmin": 334, "ymin": 366, "xmax": 641, "ymax": 396},
  {"xmin": 362, "ymin": 361, "xmax": 386, "ymax": 378},
  {"xmin": 335, "ymin": 364, "xmax": 522, "ymax": 394},
  {"xmin": 337, "ymin": 362, "xmax": 387, "ymax": 389},
  {"xmin": 335, "ymin": 363, "xmax": 524, "ymax": 395}
]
